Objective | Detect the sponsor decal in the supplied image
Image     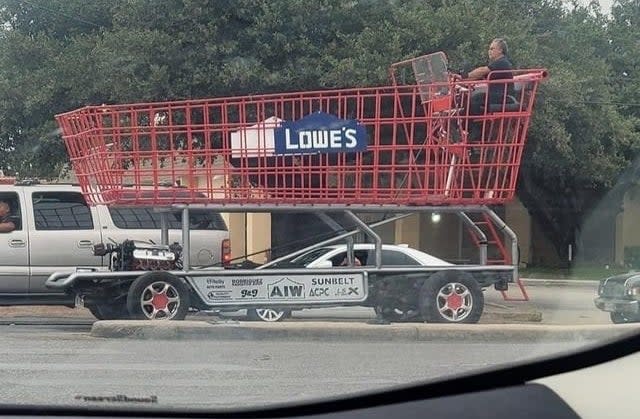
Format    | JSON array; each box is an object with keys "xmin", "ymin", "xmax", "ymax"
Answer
[{"xmin": 274, "ymin": 112, "xmax": 367, "ymax": 155}]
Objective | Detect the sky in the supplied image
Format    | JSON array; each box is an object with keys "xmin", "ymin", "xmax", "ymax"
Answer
[{"xmin": 581, "ymin": 0, "xmax": 616, "ymax": 13}]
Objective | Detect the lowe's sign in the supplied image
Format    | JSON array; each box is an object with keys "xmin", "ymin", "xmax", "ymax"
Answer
[{"xmin": 274, "ymin": 112, "xmax": 367, "ymax": 155}]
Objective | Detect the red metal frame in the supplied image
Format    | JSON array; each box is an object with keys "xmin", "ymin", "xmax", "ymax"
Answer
[
  {"xmin": 501, "ymin": 278, "xmax": 530, "ymax": 302},
  {"xmin": 464, "ymin": 212, "xmax": 530, "ymax": 302},
  {"xmin": 56, "ymin": 54, "xmax": 547, "ymax": 207}
]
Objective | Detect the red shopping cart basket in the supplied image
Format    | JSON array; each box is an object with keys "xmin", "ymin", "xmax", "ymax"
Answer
[{"xmin": 56, "ymin": 52, "xmax": 547, "ymax": 207}]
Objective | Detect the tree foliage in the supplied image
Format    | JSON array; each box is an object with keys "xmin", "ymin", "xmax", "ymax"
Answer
[{"xmin": 0, "ymin": 0, "xmax": 638, "ymax": 262}]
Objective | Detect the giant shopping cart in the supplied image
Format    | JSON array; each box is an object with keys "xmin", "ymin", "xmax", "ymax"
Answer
[{"xmin": 47, "ymin": 52, "xmax": 547, "ymax": 321}]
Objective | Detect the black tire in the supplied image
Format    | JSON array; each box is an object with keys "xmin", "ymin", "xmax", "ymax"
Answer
[
  {"xmin": 86, "ymin": 300, "xmax": 129, "ymax": 320},
  {"xmin": 610, "ymin": 312, "xmax": 639, "ymax": 324},
  {"xmin": 246, "ymin": 308, "xmax": 290, "ymax": 322},
  {"xmin": 126, "ymin": 272, "xmax": 191, "ymax": 320},
  {"xmin": 419, "ymin": 271, "xmax": 484, "ymax": 323},
  {"xmin": 374, "ymin": 305, "xmax": 421, "ymax": 322}
]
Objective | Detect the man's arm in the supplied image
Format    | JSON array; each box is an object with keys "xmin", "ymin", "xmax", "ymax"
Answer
[
  {"xmin": 467, "ymin": 65, "xmax": 491, "ymax": 80},
  {"xmin": 0, "ymin": 220, "xmax": 15, "ymax": 233}
]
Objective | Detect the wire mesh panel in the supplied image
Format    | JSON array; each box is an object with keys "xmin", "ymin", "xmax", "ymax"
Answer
[{"xmin": 56, "ymin": 58, "xmax": 546, "ymax": 207}]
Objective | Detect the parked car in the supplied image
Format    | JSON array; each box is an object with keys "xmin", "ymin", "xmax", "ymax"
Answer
[
  {"xmin": 218, "ymin": 244, "xmax": 452, "ymax": 322},
  {"xmin": 594, "ymin": 271, "xmax": 640, "ymax": 323},
  {"xmin": 0, "ymin": 182, "xmax": 230, "ymax": 314},
  {"xmin": 271, "ymin": 243, "xmax": 453, "ymax": 269}
]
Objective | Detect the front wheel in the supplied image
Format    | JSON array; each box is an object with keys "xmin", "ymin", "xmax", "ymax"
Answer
[
  {"xmin": 126, "ymin": 272, "xmax": 191, "ymax": 320},
  {"xmin": 419, "ymin": 271, "xmax": 484, "ymax": 323},
  {"xmin": 246, "ymin": 308, "xmax": 290, "ymax": 322}
]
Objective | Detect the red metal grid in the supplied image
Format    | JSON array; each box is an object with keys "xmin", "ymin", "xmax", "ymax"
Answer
[{"xmin": 56, "ymin": 57, "xmax": 547, "ymax": 207}]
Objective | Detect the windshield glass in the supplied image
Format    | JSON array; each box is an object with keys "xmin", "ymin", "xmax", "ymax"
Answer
[
  {"xmin": 0, "ymin": 0, "xmax": 637, "ymax": 413},
  {"xmin": 286, "ymin": 247, "xmax": 335, "ymax": 267}
]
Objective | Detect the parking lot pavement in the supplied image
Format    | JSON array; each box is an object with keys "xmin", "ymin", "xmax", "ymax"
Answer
[
  {"xmin": 0, "ymin": 306, "xmax": 93, "ymax": 318},
  {"xmin": 485, "ymin": 284, "xmax": 608, "ymax": 325}
]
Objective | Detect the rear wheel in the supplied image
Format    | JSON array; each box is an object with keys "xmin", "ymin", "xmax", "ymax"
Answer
[
  {"xmin": 246, "ymin": 308, "xmax": 290, "ymax": 322},
  {"xmin": 419, "ymin": 271, "xmax": 484, "ymax": 323},
  {"xmin": 126, "ymin": 272, "xmax": 191, "ymax": 320}
]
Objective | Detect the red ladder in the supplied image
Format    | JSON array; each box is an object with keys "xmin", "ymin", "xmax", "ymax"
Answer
[{"xmin": 465, "ymin": 211, "xmax": 529, "ymax": 301}]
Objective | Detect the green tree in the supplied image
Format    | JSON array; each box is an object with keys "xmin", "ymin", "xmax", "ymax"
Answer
[{"xmin": 0, "ymin": 0, "xmax": 638, "ymax": 264}]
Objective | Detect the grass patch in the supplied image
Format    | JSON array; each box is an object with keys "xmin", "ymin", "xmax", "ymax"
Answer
[{"xmin": 520, "ymin": 265, "xmax": 634, "ymax": 280}]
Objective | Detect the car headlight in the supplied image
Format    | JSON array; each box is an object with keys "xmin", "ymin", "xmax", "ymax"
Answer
[{"xmin": 627, "ymin": 287, "xmax": 640, "ymax": 297}]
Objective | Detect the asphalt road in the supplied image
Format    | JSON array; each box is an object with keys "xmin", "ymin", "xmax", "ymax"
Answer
[
  {"xmin": 0, "ymin": 282, "xmax": 618, "ymax": 410},
  {"xmin": 0, "ymin": 328, "xmax": 598, "ymax": 410}
]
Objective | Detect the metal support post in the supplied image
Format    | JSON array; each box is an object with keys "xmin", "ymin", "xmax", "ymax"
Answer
[
  {"xmin": 160, "ymin": 212, "xmax": 169, "ymax": 246},
  {"xmin": 344, "ymin": 210, "xmax": 382, "ymax": 268},
  {"xmin": 315, "ymin": 213, "xmax": 355, "ymax": 266},
  {"xmin": 484, "ymin": 207, "xmax": 518, "ymax": 282},
  {"xmin": 181, "ymin": 207, "xmax": 191, "ymax": 271},
  {"xmin": 258, "ymin": 213, "xmax": 410, "ymax": 270},
  {"xmin": 458, "ymin": 212, "xmax": 488, "ymax": 265}
]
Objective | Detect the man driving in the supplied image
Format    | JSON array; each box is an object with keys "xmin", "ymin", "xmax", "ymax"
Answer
[
  {"xmin": 466, "ymin": 38, "xmax": 514, "ymax": 115},
  {"xmin": 0, "ymin": 201, "xmax": 15, "ymax": 233}
]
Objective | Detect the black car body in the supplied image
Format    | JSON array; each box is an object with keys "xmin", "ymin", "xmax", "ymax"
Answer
[{"xmin": 595, "ymin": 272, "xmax": 640, "ymax": 323}]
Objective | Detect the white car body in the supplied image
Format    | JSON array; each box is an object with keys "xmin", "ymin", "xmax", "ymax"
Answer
[
  {"xmin": 288, "ymin": 244, "xmax": 452, "ymax": 268},
  {"xmin": 215, "ymin": 244, "xmax": 451, "ymax": 320}
]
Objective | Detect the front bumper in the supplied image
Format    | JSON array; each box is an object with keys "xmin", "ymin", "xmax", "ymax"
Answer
[{"xmin": 594, "ymin": 297, "xmax": 640, "ymax": 314}]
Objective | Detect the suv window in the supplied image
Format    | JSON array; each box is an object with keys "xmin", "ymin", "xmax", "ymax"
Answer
[
  {"xmin": 109, "ymin": 207, "xmax": 227, "ymax": 230},
  {"xmin": 32, "ymin": 192, "xmax": 94, "ymax": 230},
  {"xmin": 0, "ymin": 192, "xmax": 22, "ymax": 231}
]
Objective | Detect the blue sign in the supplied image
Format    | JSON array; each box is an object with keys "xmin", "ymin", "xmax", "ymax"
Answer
[{"xmin": 274, "ymin": 112, "xmax": 367, "ymax": 155}]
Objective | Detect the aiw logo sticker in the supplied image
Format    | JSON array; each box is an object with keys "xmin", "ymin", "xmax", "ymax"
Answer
[{"xmin": 267, "ymin": 277, "xmax": 305, "ymax": 300}]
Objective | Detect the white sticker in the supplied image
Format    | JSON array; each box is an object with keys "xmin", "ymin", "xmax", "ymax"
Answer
[{"xmin": 189, "ymin": 273, "xmax": 367, "ymax": 306}]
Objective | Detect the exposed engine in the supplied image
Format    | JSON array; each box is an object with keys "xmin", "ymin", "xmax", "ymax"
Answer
[{"xmin": 93, "ymin": 239, "xmax": 182, "ymax": 272}]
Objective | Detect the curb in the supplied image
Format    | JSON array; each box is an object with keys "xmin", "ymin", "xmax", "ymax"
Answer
[
  {"xmin": 520, "ymin": 278, "xmax": 598, "ymax": 288},
  {"xmin": 90, "ymin": 320, "xmax": 636, "ymax": 343}
]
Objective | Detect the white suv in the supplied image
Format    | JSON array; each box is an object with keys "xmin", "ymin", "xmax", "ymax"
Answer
[{"xmin": 0, "ymin": 182, "xmax": 229, "ymax": 308}]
